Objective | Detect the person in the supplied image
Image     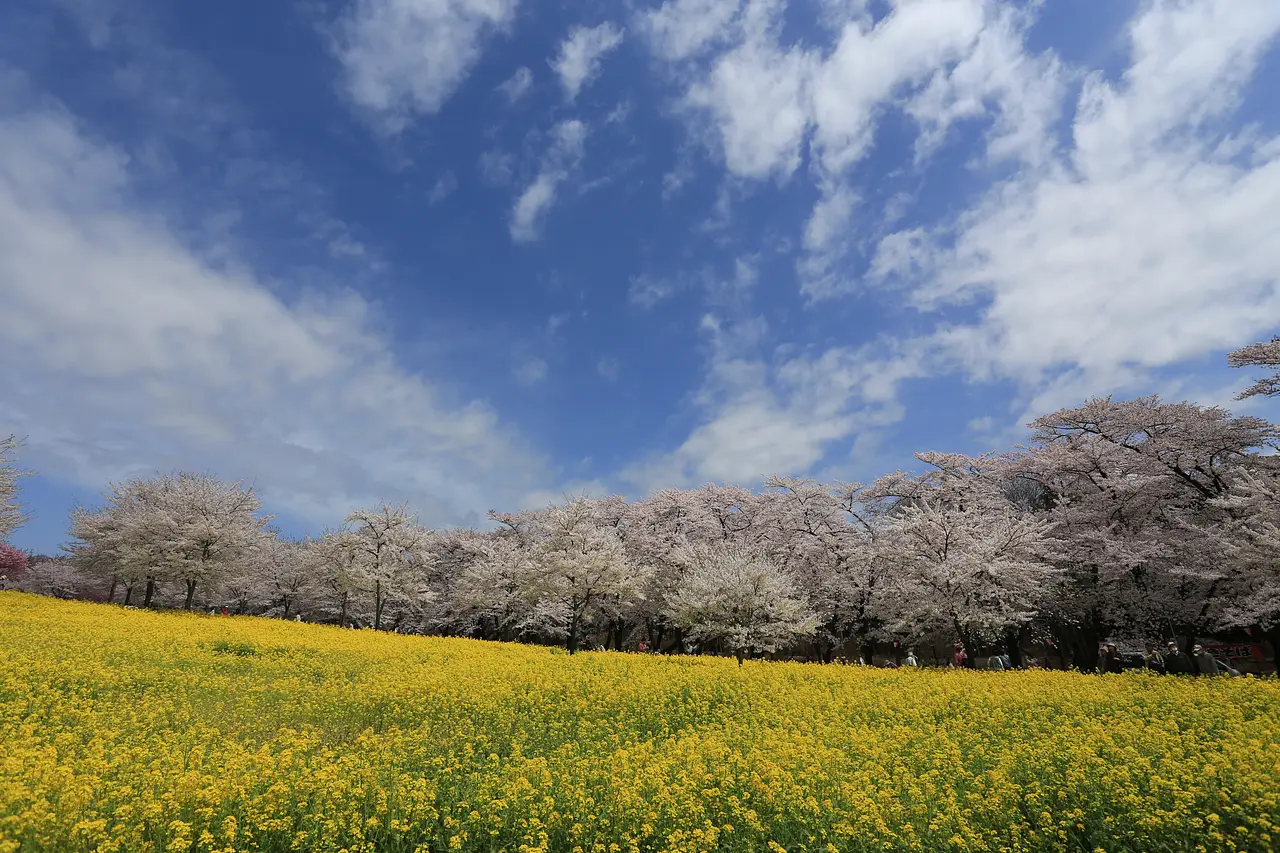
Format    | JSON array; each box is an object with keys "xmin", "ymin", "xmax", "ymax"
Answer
[
  {"xmin": 1163, "ymin": 641, "xmax": 1193, "ymax": 675},
  {"xmin": 1143, "ymin": 643, "xmax": 1166, "ymax": 674},
  {"xmin": 999, "ymin": 650, "xmax": 1013, "ymax": 670},
  {"xmin": 637, "ymin": 640, "xmax": 648, "ymax": 653},
  {"xmin": 951, "ymin": 643, "xmax": 969, "ymax": 669},
  {"xmin": 903, "ymin": 649, "xmax": 919, "ymax": 667},
  {"xmin": 987, "ymin": 650, "xmax": 1007, "ymax": 671},
  {"xmin": 1101, "ymin": 643, "xmax": 1124, "ymax": 674},
  {"xmin": 294, "ymin": 613, "xmax": 303, "ymax": 622},
  {"xmin": 219, "ymin": 605, "xmax": 229, "ymax": 617},
  {"xmin": 1191, "ymin": 644, "xmax": 1222, "ymax": 676}
]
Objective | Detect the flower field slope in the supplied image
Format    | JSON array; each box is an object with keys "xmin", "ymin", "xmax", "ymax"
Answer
[{"xmin": 1, "ymin": 593, "xmax": 1278, "ymax": 853}]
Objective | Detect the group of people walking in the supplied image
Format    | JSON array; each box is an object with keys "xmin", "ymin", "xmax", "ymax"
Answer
[
  {"xmin": 1098, "ymin": 640, "xmax": 1240, "ymax": 676},
  {"xmin": 893, "ymin": 640, "xmax": 1242, "ymax": 675}
]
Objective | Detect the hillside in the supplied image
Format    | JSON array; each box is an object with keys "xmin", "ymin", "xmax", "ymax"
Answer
[{"xmin": 1, "ymin": 592, "xmax": 1278, "ymax": 853}]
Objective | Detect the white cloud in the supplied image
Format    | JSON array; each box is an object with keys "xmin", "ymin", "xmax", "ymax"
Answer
[
  {"xmin": 638, "ymin": 0, "xmax": 743, "ymax": 62},
  {"xmin": 0, "ymin": 103, "xmax": 552, "ymax": 529},
  {"xmin": 624, "ymin": 316, "xmax": 925, "ymax": 489},
  {"xmin": 514, "ymin": 357, "xmax": 548, "ymax": 386},
  {"xmin": 808, "ymin": 0, "xmax": 988, "ymax": 174},
  {"xmin": 552, "ymin": 22, "xmax": 625, "ymax": 102},
  {"xmin": 796, "ymin": 184, "xmax": 858, "ymax": 298},
  {"xmin": 478, "ymin": 148, "xmax": 515, "ymax": 186},
  {"xmin": 682, "ymin": 1, "xmax": 812, "ymax": 180},
  {"xmin": 509, "ymin": 119, "xmax": 587, "ymax": 243},
  {"xmin": 918, "ymin": 0, "xmax": 1280, "ymax": 395},
  {"xmin": 428, "ymin": 171, "xmax": 458, "ymax": 204},
  {"xmin": 905, "ymin": 2, "xmax": 1065, "ymax": 167},
  {"xmin": 596, "ymin": 357, "xmax": 620, "ymax": 382},
  {"xmin": 647, "ymin": 1, "xmax": 1067, "ymax": 298},
  {"xmin": 628, "ymin": 273, "xmax": 677, "ymax": 308},
  {"xmin": 498, "ymin": 66, "xmax": 533, "ymax": 102},
  {"xmin": 867, "ymin": 227, "xmax": 940, "ymax": 288},
  {"xmin": 331, "ymin": 0, "xmax": 520, "ymax": 132}
]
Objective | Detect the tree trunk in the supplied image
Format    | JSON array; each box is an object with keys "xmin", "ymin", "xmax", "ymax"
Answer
[
  {"xmin": 735, "ymin": 649, "xmax": 745, "ymax": 667},
  {"xmin": 143, "ymin": 579, "xmax": 156, "ymax": 609},
  {"xmin": 184, "ymin": 579, "xmax": 197, "ymax": 610},
  {"xmin": 853, "ymin": 626, "xmax": 871, "ymax": 665},
  {"xmin": 123, "ymin": 585, "xmax": 134, "ymax": 606},
  {"xmin": 1004, "ymin": 626, "xmax": 1025, "ymax": 668},
  {"xmin": 107, "ymin": 575, "xmax": 118, "ymax": 604},
  {"xmin": 340, "ymin": 591, "xmax": 349, "ymax": 628},
  {"xmin": 1254, "ymin": 623, "xmax": 1280, "ymax": 669},
  {"xmin": 374, "ymin": 580, "xmax": 384, "ymax": 631},
  {"xmin": 1057, "ymin": 621, "xmax": 1101, "ymax": 673},
  {"xmin": 567, "ymin": 611, "xmax": 580, "ymax": 654}
]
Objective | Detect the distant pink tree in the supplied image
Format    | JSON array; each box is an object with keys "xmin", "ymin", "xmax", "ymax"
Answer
[
  {"xmin": 0, "ymin": 542, "xmax": 28, "ymax": 580},
  {"xmin": 866, "ymin": 452, "xmax": 1060, "ymax": 652},
  {"xmin": 0, "ymin": 435, "xmax": 29, "ymax": 540},
  {"xmin": 1021, "ymin": 395, "xmax": 1276, "ymax": 667},
  {"xmin": 1207, "ymin": 464, "xmax": 1280, "ymax": 655},
  {"xmin": 1229, "ymin": 336, "xmax": 1280, "ymax": 400},
  {"xmin": 755, "ymin": 476, "xmax": 881, "ymax": 663}
]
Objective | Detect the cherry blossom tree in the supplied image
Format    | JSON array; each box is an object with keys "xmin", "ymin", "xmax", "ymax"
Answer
[
  {"xmin": 867, "ymin": 453, "xmax": 1060, "ymax": 651},
  {"xmin": 243, "ymin": 535, "xmax": 318, "ymax": 618},
  {"xmin": 1229, "ymin": 336, "xmax": 1280, "ymax": 400},
  {"xmin": 1206, "ymin": 463, "xmax": 1280, "ymax": 654},
  {"xmin": 1021, "ymin": 396, "xmax": 1276, "ymax": 667},
  {"xmin": 620, "ymin": 485, "xmax": 764, "ymax": 653},
  {"xmin": 621, "ymin": 489, "xmax": 712, "ymax": 652},
  {"xmin": 666, "ymin": 541, "xmax": 819, "ymax": 665},
  {"xmin": 344, "ymin": 504, "xmax": 433, "ymax": 631},
  {"xmin": 519, "ymin": 497, "xmax": 647, "ymax": 653},
  {"xmin": 305, "ymin": 530, "xmax": 366, "ymax": 626},
  {"xmin": 0, "ymin": 435, "xmax": 29, "ymax": 540},
  {"xmin": 67, "ymin": 478, "xmax": 167, "ymax": 607},
  {"xmin": 445, "ymin": 530, "xmax": 537, "ymax": 641},
  {"xmin": 756, "ymin": 477, "xmax": 882, "ymax": 662},
  {"xmin": 165, "ymin": 473, "xmax": 271, "ymax": 609},
  {"xmin": 16, "ymin": 558, "xmax": 84, "ymax": 599},
  {"xmin": 0, "ymin": 542, "xmax": 29, "ymax": 583},
  {"xmin": 67, "ymin": 473, "xmax": 270, "ymax": 609}
]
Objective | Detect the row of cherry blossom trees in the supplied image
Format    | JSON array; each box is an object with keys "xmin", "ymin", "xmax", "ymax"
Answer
[{"xmin": 3, "ymin": 338, "xmax": 1278, "ymax": 669}]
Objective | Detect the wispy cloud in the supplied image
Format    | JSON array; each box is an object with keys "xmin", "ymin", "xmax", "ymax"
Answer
[
  {"xmin": 627, "ymin": 273, "xmax": 678, "ymax": 309},
  {"xmin": 498, "ymin": 66, "xmax": 534, "ymax": 103},
  {"xmin": 623, "ymin": 314, "xmax": 926, "ymax": 490},
  {"xmin": 428, "ymin": 171, "xmax": 458, "ymax": 204},
  {"xmin": 0, "ymin": 101, "xmax": 552, "ymax": 529},
  {"xmin": 514, "ymin": 357, "xmax": 549, "ymax": 386},
  {"xmin": 553, "ymin": 22, "xmax": 625, "ymax": 102},
  {"xmin": 911, "ymin": 0, "xmax": 1280, "ymax": 397},
  {"xmin": 331, "ymin": 0, "xmax": 521, "ymax": 133},
  {"xmin": 596, "ymin": 357, "xmax": 620, "ymax": 382},
  {"xmin": 510, "ymin": 119, "xmax": 588, "ymax": 243}
]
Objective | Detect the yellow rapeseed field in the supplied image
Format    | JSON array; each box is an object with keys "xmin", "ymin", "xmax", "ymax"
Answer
[{"xmin": 0, "ymin": 592, "xmax": 1277, "ymax": 853}]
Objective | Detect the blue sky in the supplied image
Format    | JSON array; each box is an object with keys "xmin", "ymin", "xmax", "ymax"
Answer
[{"xmin": 2, "ymin": 0, "xmax": 1279, "ymax": 554}]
